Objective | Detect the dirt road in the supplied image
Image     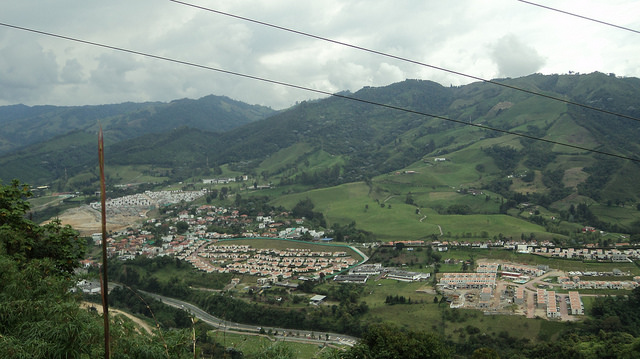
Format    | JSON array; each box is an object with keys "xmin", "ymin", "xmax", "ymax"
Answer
[{"xmin": 81, "ymin": 302, "xmax": 154, "ymax": 334}]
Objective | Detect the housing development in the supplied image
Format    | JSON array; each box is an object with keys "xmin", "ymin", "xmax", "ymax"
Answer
[{"xmin": 84, "ymin": 189, "xmax": 640, "ymax": 325}]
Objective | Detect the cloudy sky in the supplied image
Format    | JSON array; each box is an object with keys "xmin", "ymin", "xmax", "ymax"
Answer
[{"xmin": 1, "ymin": 0, "xmax": 638, "ymax": 109}]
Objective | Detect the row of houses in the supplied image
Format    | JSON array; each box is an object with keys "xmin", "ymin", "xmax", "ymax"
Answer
[
  {"xmin": 438, "ymin": 272, "xmax": 497, "ymax": 289},
  {"xmin": 185, "ymin": 242, "xmax": 358, "ymax": 281},
  {"xmin": 532, "ymin": 246, "xmax": 639, "ymax": 262},
  {"xmin": 560, "ymin": 280, "xmax": 639, "ymax": 290},
  {"xmin": 536, "ymin": 289, "xmax": 584, "ymax": 318}
]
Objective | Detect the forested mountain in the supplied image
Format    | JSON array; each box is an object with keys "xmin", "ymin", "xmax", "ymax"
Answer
[
  {"xmin": 2, "ymin": 72, "xmax": 640, "ymax": 226},
  {"xmin": 0, "ymin": 94, "xmax": 275, "ymax": 155}
]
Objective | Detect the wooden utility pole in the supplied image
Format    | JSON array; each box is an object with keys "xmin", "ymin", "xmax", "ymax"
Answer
[{"xmin": 99, "ymin": 126, "xmax": 111, "ymax": 358}]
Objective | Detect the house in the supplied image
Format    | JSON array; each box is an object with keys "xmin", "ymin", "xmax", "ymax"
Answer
[
  {"xmin": 386, "ymin": 270, "xmax": 429, "ymax": 282},
  {"xmin": 333, "ymin": 274, "xmax": 368, "ymax": 284},
  {"xmin": 568, "ymin": 291, "xmax": 583, "ymax": 315},
  {"xmin": 309, "ymin": 295, "xmax": 326, "ymax": 305},
  {"xmin": 514, "ymin": 287, "xmax": 525, "ymax": 305},
  {"xmin": 546, "ymin": 291, "xmax": 560, "ymax": 318},
  {"xmin": 478, "ymin": 287, "xmax": 492, "ymax": 309}
]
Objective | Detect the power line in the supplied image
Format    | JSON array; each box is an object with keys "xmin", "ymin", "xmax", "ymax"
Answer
[
  {"xmin": 168, "ymin": 0, "xmax": 640, "ymax": 124},
  {"xmin": 0, "ymin": 21, "xmax": 638, "ymax": 164},
  {"xmin": 518, "ymin": 0, "xmax": 640, "ymax": 34}
]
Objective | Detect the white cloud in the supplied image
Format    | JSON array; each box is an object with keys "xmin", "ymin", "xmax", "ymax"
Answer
[
  {"xmin": 0, "ymin": 0, "xmax": 639, "ymax": 108},
  {"xmin": 490, "ymin": 34, "xmax": 546, "ymax": 78}
]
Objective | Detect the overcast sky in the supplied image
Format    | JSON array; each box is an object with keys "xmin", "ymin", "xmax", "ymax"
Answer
[{"xmin": 1, "ymin": 0, "xmax": 638, "ymax": 109}]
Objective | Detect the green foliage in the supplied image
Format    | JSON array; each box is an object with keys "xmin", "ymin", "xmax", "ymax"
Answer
[
  {"xmin": 292, "ymin": 198, "xmax": 326, "ymax": 227},
  {"xmin": 107, "ymin": 256, "xmax": 232, "ymax": 296},
  {"xmin": 341, "ymin": 323, "xmax": 451, "ymax": 359},
  {"xmin": 483, "ymin": 145, "xmax": 522, "ymax": 173},
  {"xmin": 0, "ymin": 181, "xmax": 198, "ymax": 358},
  {"xmin": 588, "ymin": 288, "xmax": 640, "ymax": 336},
  {"xmin": 0, "ymin": 180, "xmax": 85, "ymax": 276}
]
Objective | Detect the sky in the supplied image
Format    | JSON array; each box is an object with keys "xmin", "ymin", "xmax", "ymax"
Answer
[{"xmin": 1, "ymin": 0, "xmax": 638, "ymax": 109}]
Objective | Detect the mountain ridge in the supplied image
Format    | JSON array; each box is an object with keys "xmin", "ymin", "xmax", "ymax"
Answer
[{"xmin": 2, "ymin": 73, "xmax": 640, "ymax": 229}]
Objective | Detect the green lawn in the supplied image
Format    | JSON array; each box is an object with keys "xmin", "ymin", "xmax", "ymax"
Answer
[
  {"xmin": 208, "ymin": 331, "xmax": 331, "ymax": 359},
  {"xmin": 271, "ymin": 181, "xmax": 557, "ymax": 242}
]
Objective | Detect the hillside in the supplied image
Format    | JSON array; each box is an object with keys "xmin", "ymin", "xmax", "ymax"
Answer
[
  {"xmin": 3, "ymin": 72, "xmax": 640, "ymax": 236},
  {"xmin": 0, "ymin": 94, "xmax": 275, "ymax": 156}
]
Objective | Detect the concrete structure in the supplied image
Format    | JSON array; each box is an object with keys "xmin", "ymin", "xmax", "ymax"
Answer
[
  {"xmin": 333, "ymin": 274, "xmax": 368, "ymax": 284},
  {"xmin": 568, "ymin": 291, "xmax": 583, "ymax": 315},
  {"xmin": 349, "ymin": 263, "xmax": 383, "ymax": 276},
  {"xmin": 536, "ymin": 289, "xmax": 546, "ymax": 309},
  {"xmin": 386, "ymin": 270, "xmax": 430, "ymax": 282},
  {"xmin": 546, "ymin": 291, "xmax": 560, "ymax": 318},
  {"xmin": 438, "ymin": 272, "xmax": 496, "ymax": 289},
  {"xmin": 515, "ymin": 287, "xmax": 525, "ymax": 305},
  {"xmin": 477, "ymin": 263, "xmax": 499, "ymax": 273},
  {"xmin": 501, "ymin": 263, "xmax": 545, "ymax": 277},
  {"xmin": 309, "ymin": 295, "xmax": 326, "ymax": 305},
  {"xmin": 478, "ymin": 287, "xmax": 492, "ymax": 308}
]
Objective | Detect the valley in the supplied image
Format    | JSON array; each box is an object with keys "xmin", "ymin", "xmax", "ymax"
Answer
[{"xmin": 3, "ymin": 72, "xmax": 640, "ymax": 357}]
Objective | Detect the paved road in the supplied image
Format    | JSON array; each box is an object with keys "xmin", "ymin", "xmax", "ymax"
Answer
[{"xmin": 140, "ymin": 291, "xmax": 359, "ymax": 347}]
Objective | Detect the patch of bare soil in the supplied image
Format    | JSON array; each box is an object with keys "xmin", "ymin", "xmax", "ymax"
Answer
[{"xmin": 45, "ymin": 205, "xmax": 143, "ymax": 236}]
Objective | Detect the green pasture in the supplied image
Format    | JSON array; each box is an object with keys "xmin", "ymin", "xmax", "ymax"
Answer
[
  {"xmin": 104, "ymin": 164, "xmax": 171, "ymax": 184},
  {"xmin": 601, "ymin": 161, "xmax": 640, "ymax": 203},
  {"xmin": 208, "ymin": 331, "xmax": 324, "ymax": 359},
  {"xmin": 271, "ymin": 181, "xmax": 562, "ymax": 242},
  {"xmin": 546, "ymin": 116, "xmax": 598, "ymax": 153},
  {"xmin": 591, "ymin": 204, "xmax": 640, "ymax": 230},
  {"xmin": 361, "ymin": 283, "xmax": 557, "ymax": 342},
  {"xmin": 356, "ymin": 269, "xmax": 572, "ymax": 343},
  {"xmin": 258, "ymin": 143, "xmax": 313, "ymax": 173},
  {"xmin": 28, "ymin": 195, "xmax": 64, "ymax": 208},
  {"xmin": 427, "ymin": 210, "xmax": 548, "ymax": 239}
]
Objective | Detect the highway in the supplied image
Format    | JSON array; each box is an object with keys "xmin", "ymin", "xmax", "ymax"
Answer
[{"xmin": 139, "ymin": 290, "xmax": 359, "ymax": 347}]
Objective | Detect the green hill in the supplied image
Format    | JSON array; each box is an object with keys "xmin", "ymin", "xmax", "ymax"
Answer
[
  {"xmin": 0, "ymin": 94, "xmax": 275, "ymax": 155},
  {"xmin": 2, "ymin": 72, "xmax": 640, "ymax": 236}
]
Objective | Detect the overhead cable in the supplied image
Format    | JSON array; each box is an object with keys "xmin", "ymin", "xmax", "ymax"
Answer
[
  {"xmin": 168, "ymin": 0, "xmax": 640, "ymax": 124},
  {"xmin": 518, "ymin": 0, "xmax": 640, "ymax": 34}
]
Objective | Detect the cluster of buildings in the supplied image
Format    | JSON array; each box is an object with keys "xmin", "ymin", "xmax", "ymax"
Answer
[
  {"xmin": 535, "ymin": 289, "xmax": 583, "ymax": 318},
  {"xmin": 332, "ymin": 263, "xmax": 431, "ymax": 284},
  {"xmin": 181, "ymin": 243, "xmax": 358, "ymax": 283},
  {"xmin": 438, "ymin": 272, "xmax": 497, "ymax": 289},
  {"xmin": 440, "ymin": 262, "xmax": 547, "ymax": 290},
  {"xmin": 530, "ymin": 246, "xmax": 639, "ymax": 262},
  {"xmin": 558, "ymin": 275, "xmax": 640, "ymax": 290},
  {"xmin": 202, "ymin": 176, "xmax": 247, "ymax": 184},
  {"xmin": 89, "ymin": 189, "xmax": 207, "ymax": 216}
]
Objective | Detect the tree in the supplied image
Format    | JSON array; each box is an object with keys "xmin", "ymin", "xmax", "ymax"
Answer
[
  {"xmin": 176, "ymin": 220, "xmax": 189, "ymax": 234},
  {"xmin": 292, "ymin": 198, "xmax": 315, "ymax": 219},
  {"xmin": 342, "ymin": 323, "xmax": 450, "ymax": 359},
  {"xmin": 0, "ymin": 180, "xmax": 85, "ymax": 276},
  {"xmin": 0, "ymin": 181, "xmax": 195, "ymax": 358}
]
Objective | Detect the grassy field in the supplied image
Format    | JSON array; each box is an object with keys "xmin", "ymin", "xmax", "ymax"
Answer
[
  {"xmin": 208, "ymin": 331, "xmax": 328, "ymax": 358},
  {"xmin": 590, "ymin": 204, "xmax": 640, "ymax": 230},
  {"xmin": 357, "ymin": 278, "xmax": 563, "ymax": 343},
  {"xmin": 270, "ymin": 181, "xmax": 558, "ymax": 242}
]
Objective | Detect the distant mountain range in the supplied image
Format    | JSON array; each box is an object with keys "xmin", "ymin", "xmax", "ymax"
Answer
[
  {"xmin": 0, "ymin": 94, "xmax": 276, "ymax": 155},
  {"xmin": 2, "ymin": 72, "xmax": 640, "ymax": 210}
]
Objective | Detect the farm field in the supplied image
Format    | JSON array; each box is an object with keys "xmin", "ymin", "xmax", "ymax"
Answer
[
  {"xmin": 207, "ymin": 331, "xmax": 329, "ymax": 359},
  {"xmin": 270, "ymin": 181, "xmax": 557, "ymax": 242}
]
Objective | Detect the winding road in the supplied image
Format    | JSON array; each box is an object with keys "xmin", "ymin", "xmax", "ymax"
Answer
[{"xmin": 140, "ymin": 291, "xmax": 360, "ymax": 347}]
